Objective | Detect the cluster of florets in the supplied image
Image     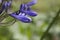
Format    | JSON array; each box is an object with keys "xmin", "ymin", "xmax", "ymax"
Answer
[{"xmin": 0, "ymin": 0, "xmax": 37, "ymax": 23}]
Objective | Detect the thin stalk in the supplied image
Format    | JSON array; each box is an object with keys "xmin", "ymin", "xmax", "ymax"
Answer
[
  {"xmin": 0, "ymin": 14, "xmax": 8, "ymax": 22},
  {"xmin": 40, "ymin": 9, "xmax": 60, "ymax": 40}
]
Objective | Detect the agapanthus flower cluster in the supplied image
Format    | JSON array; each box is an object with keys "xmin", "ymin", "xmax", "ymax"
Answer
[{"xmin": 0, "ymin": 0, "xmax": 37, "ymax": 23}]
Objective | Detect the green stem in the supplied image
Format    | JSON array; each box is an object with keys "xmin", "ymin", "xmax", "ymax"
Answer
[
  {"xmin": 40, "ymin": 9, "xmax": 60, "ymax": 40},
  {"xmin": 0, "ymin": 14, "xmax": 9, "ymax": 22}
]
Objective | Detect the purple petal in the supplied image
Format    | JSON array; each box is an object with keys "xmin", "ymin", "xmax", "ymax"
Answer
[
  {"xmin": 2, "ymin": 0, "xmax": 12, "ymax": 9},
  {"xmin": 27, "ymin": 6, "xmax": 31, "ymax": 11},
  {"xmin": 7, "ymin": 1, "xmax": 12, "ymax": 7},
  {"xmin": 20, "ymin": 4, "xmax": 25, "ymax": 11},
  {"xmin": 20, "ymin": 4, "xmax": 37, "ymax": 16},
  {"xmin": 10, "ymin": 13, "xmax": 32, "ymax": 23},
  {"xmin": 22, "ymin": 9, "xmax": 37, "ymax": 16},
  {"xmin": 5, "ymin": 1, "xmax": 11, "ymax": 8},
  {"xmin": 27, "ymin": 0, "xmax": 37, "ymax": 6},
  {"xmin": 20, "ymin": 4, "xmax": 27, "ymax": 12},
  {"xmin": 18, "ymin": 16, "xmax": 32, "ymax": 23},
  {"xmin": 0, "ymin": 0, "xmax": 12, "ymax": 14},
  {"xmin": 0, "ymin": 2, "xmax": 6, "ymax": 14}
]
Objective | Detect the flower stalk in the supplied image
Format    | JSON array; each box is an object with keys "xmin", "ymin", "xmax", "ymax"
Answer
[{"xmin": 40, "ymin": 9, "xmax": 60, "ymax": 40}]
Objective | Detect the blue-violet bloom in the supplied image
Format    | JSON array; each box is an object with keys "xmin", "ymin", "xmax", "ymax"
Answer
[
  {"xmin": 10, "ymin": 12, "xmax": 32, "ymax": 23},
  {"xmin": 9, "ymin": 0, "xmax": 37, "ymax": 23},
  {"xmin": 27, "ymin": 6, "xmax": 37, "ymax": 16},
  {"xmin": 26, "ymin": 0, "xmax": 37, "ymax": 6},
  {"xmin": 0, "ymin": 0, "xmax": 12, "ymax": 14},
  {"xmin": 20, "ymin": 4, "xmax": 37, "ymax": 16}
]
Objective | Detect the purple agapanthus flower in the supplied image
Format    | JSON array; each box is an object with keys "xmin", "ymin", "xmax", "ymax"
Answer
[
  {"xmin": 10, "ymin": 12, "xmax": 32, "ymax": 23},
  {"xmin": 0, "ymin": 0, "xmax": 12, "ymax": 14},
  {"xmin": 10, "ymin": 4, "xmax": 32, "ymax": 23},
  {"xmin": 0, "ymin": 0, "xmax": 37, "ymax": 23},
  {"xmin": 9, "ymin": 0, "xmax": 37, "ymax": 23}
]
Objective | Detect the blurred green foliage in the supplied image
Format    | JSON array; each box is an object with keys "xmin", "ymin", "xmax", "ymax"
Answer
[{"xmin": 0, "ymin": 0, "xmax": 60, "ymax": 40}]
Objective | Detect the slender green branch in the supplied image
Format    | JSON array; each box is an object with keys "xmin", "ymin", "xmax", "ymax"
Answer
[
  {"xmin": 40, "ymin": 9, "xmax": 60, "ymax": 40},
  {"xmin": 0, "ymin": 14, "xmax": 9, "ymax": 22}
]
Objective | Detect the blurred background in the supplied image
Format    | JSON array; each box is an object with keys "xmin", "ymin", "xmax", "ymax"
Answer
[{"xmin": 0, "ymin": 0, "xmax": 60, "ymax": 40}]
